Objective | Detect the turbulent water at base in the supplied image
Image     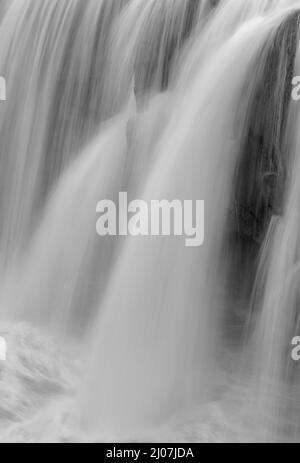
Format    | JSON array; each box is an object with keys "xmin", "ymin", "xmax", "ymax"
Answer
[{"xmin": 2, "ymin": 0, "xmax": 300, "ymax": 443}]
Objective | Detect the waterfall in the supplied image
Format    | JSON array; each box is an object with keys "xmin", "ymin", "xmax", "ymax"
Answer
[
  {"xmin": 248, "ymin": 14, "xmax": 300, "ymax": 440},
  {"xmin": 80, "ymin": 12, "xmax": 295, "ymax": 436},
  {"xmin": 1, "ymin": 0, "xmax": 300, "ymax": 444},
  {"xmin": 0, "ymin": 0, "xmax": 127, "ymax": 272},
  {"xmin": 101, "ymin": 0, "xmax": 216, "ymax": 117}
]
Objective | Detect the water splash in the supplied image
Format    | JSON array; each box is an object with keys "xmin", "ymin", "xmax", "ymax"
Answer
[{"xmin": 0, "ymin": 0, "xmax": 300, "ymax": 443}]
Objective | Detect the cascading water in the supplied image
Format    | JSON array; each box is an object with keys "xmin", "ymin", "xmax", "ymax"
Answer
[
  {"xmin": 226, "ymin": 8, "xmax": 300, "ymax": 322},
  {"xmin": 247, "ymin": 19, "xmax": 300, "ymax": 440},
  {"xmin": 80, "ymin": 9, "xmax": 300, "ymax": 438},
  {"xmin": 0, "ymin": 0, "xmax": 208, "ymax": 333},
  {"xmin": 80, "ymin": 18, "xmax": 283, "ymax": 437},
  {"xmin": 1, "ymin": 0, "xmax": 300, "ymax": 444},
  {"xmin": 101, "ymin": 0, "xmax": 215, "ymax": 116},
  {"xmin": 0, "ymin": 0, "xmax": 128, "ymax": 272}
]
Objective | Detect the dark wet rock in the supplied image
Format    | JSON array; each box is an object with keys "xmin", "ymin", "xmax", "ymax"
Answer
[{"xmin": 228, "ymin": 11, "xmax": 300, "ymax": 300}]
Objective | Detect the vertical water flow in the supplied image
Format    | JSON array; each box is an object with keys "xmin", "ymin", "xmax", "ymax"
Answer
[
  {"xmin": 0, "ymin": 0, "xmax": 127, "ymax": 272},
  {"xmin": 0, "ymin": 0, "xmax": 205, "ymax": 329},
  {"xmin": 228, "ymin": 9, "xmax": 300, "ymax": 315},
  {"xmin": 0, "ymin": 112, "xmax": 132, "ymax": 331},
  {"xmin": 80, "ymin": 18, "xmax": 282, "ymax": 438},
  {"xmin": 0, "ymin": 0, "xmax": 9, "ymax": 20},
  {"xmin": 0, "ymin": 94, "xmax": 175, "ymax": 333},
  {"xmin": 248, "ymin": 12, "xmax": 300, "ymax": 442},
  {"xmin": 102, "ymin": 0, "xmax": 214, "ymax": 118}
]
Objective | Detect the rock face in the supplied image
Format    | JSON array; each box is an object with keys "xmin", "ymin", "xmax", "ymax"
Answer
[{"xmin": 228, "ymin": 11, "xmax": 300, "ymax": 299}]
